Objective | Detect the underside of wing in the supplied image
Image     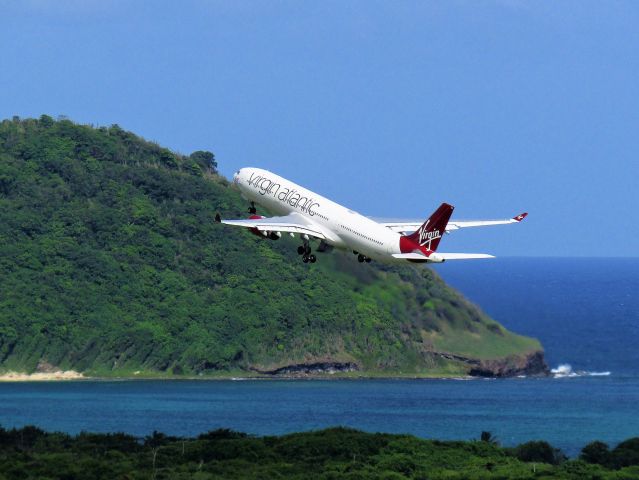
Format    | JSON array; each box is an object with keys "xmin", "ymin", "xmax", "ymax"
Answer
[
  {"xmin": 392, "ymin": 252, "xmax": 429, "ymax": 260},
  {"xmin": 374, "ymin": 212, "xmax": 527, "ymax": 234},
  {"xmin": 221, "ymin": 213, "xmax": 328, "ymax": 239}
]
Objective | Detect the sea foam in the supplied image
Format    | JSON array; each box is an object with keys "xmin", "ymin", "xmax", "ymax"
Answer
[{"xmin": 551, "ymin": 364, "xmax": 611, "ymax": 378}]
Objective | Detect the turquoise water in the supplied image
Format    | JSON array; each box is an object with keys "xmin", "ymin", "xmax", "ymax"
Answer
[
  {"xmin": 0, "ymin": 377, "xmax": 637, "ymax": 456},
  {"xmin": 0, "ymin": 258, "xmax": 637, "ymax": 456}
]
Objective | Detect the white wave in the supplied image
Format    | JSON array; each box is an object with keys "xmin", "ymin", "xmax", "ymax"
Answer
[
  {"xmin": 551, "ymin": 364, "xmax": 611, "ymax": 378},
  {"xmin": 551, "ymin": 364, "xmax": 577, "ymax": 378}
]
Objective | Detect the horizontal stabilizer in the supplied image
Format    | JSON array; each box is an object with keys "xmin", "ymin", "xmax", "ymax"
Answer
[
  {"xmin": 437, "ymin": 253, "xmax": 495, "ymax": 260},
  {"xmin": 393, "ymin": 252, "xmax": 494, "ymax": 262}
]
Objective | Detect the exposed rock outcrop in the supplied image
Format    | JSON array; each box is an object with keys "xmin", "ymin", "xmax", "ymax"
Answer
[
  {"xmin": 469, "ymin": 351, "xmax": 550, "ymax": 377},
  {"xmin": 433, "ymin": 350, "xmax": 549, "ymax": 377},
  {"xmin": 249, "ymin": 351, "xmax": 549, "ymax": 378},
  {"xmin": 250, "ymin": 362, "xmax": 359, "ymax": 376}
]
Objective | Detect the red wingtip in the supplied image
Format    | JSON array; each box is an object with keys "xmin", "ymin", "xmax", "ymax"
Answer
[{"xmin": 513, "ymin": 212, "xmax": 528, "ymax": 222}]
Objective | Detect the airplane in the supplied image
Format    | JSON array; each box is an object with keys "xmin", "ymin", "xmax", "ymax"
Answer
[{"xmin": 218, "ymin": 167, "xmax": 527, "ymax": 265}]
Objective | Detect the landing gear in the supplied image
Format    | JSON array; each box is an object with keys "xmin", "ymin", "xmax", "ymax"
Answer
[
  {"xmin": 357, "ymin": 253, "xmax": 372, "ymax": 263},
  {"xmin": 317, "ymin": 241, "xmax": 333, "ymax": 253},
  {"xmin": 299, "ymin": 238, "xmax": 316, "ymax": 263},
  {"xmin": 302, "ymin": 254, "xmax": 317, "ymax": 263},
  {"xmin": 297, "ymin": 245, "xmax": 311, "ymax": 255},
  {"xmin": 248, "ymin": 201, "xmax": 257, "ymax": 214}
]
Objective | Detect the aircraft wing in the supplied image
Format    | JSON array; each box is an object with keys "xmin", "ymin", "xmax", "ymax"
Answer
[
  {"xmin": 375, "ymin": 212, "xmax": 527, "ymax": 235},
  {"xmin": 221, "ymin": 212, "xmax": 329, "ymax": 239}
]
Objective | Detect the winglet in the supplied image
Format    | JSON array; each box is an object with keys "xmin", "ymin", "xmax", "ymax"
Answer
[{"xmin": 513, "ymin": 212, "xmax": 528, "ymax": 222}]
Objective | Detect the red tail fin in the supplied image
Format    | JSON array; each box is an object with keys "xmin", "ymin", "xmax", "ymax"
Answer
[{"xmin": 406, "ymin": 203, "xmax": 454, "ymax": 252}]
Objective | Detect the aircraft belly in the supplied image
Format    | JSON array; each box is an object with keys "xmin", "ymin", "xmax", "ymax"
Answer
[
  {"xmin": 263, "ymin": 196, "xmax": 290, "ymax": 216},
  {"xmin": 347, "ymin": 236, "xmax": 380, "ymax": 259},
  {"xmin": 325, "ymin": 235, "xmax": 347, "ymax": 249}
]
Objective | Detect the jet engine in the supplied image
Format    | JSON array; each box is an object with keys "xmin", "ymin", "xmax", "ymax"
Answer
[{"xmin": 247, "ymin": 215, "xmax": 280, "ymax": 240}]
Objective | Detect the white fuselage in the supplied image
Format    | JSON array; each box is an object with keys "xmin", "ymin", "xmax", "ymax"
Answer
[{"xmin": 234, "ymin": 168, "xmax": 403, "ymax": 261}]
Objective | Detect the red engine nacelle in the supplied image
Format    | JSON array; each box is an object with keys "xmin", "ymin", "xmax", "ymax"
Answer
[{"xmin": 248, "ymin": 215, "xmax": 281, "ymax": 240}]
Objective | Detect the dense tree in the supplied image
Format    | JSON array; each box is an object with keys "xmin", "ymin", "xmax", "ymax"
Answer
[
  {"xmin": 609, "ymin": 438, "xmax": 639, "ymax": 469},
  {"xmin": 0, "ymin": 425, "xmax": 637, "ymax": 479},
  {"xmin": 480, "ymin": 431, "xmax": 499, "ymax": 445},
  {"xmin": 581, "ymin": 440, "xmax": 610, "ymax": 465},
  {"xmin": 189, "ymin": 150, "xmax": 217, "ymax": 173},
  {"xmin": 509, "ymin": 440, "xmax": 567, "ymax": 465}
]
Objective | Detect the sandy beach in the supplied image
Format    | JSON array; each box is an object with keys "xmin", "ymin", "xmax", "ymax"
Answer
[{"xmin": 0, "ymin": 370, "xmax": 85, "ymax": 381}]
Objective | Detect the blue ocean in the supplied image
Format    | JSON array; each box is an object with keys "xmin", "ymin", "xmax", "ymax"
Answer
[{"xmin": 0, "ymin": 258, "xmax": 637, "ymax": 456}]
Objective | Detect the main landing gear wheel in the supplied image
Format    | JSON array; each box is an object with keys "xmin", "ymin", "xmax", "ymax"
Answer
[
  {"xmin": 309, "ymin": 254, "xmax": 317, "ymax": 263},
  {"xmin": 298, "ymin": 243, "xmax": 312, "ymax": 257},
  {"xmin": 356, "ymin": 254, "xmax": 372, "ymax": 263},
  {"xmin": 303, "ymin": 255, "xmax": 309, "ymax": 263}
]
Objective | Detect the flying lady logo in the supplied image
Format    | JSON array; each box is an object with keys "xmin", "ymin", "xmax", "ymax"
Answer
[{"xmin": 417, "ymin": 220, "xmax": 441, "ymax": 249}]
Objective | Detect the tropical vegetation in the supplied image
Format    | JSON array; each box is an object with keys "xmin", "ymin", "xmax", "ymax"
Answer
[
  {"xmin": 0, "ymin": 116, "xmax": 542, "ymax": 377},
  {"xmin": 1, "ymin": 425, "xmax": 638, "ymax": 479}
]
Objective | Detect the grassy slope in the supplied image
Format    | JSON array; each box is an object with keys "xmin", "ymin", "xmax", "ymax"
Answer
[{"xmin": 0, "ymin": 116, "xmax": 541, "ymax": 377}]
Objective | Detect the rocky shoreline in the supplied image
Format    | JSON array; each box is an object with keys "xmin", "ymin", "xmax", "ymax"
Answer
[
  {"xmin": 433, "ymin": 350, "xmax": 550, "ymax": 378},
  {"xmin": 247, "ymin": 350, "xmax": 550, "ymax": 379},
  {"xmin": 0, "ymin": 351, "xmax": 549, "ymax": 381}
]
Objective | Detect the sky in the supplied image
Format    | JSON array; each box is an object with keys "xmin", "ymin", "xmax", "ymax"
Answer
[{"xmin": 1, "ymin": 1, "xmax": 637, "ymax": 256}]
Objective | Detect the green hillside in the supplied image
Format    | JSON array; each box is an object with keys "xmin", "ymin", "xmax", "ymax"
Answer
[{"xmin": 0, "ymin": 116, "xmax": 545, "ymax": 377}]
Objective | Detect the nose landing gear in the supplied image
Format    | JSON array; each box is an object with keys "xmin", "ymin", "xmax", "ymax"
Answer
[{"xmin": 248, "ymin": 201, "xmax": 257, "ymax": 214}]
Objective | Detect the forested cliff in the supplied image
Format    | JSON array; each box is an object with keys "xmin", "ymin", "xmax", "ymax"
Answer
[{"xmin": 0, "ymin": 116, "xmax": 546, "ymax": 377}]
